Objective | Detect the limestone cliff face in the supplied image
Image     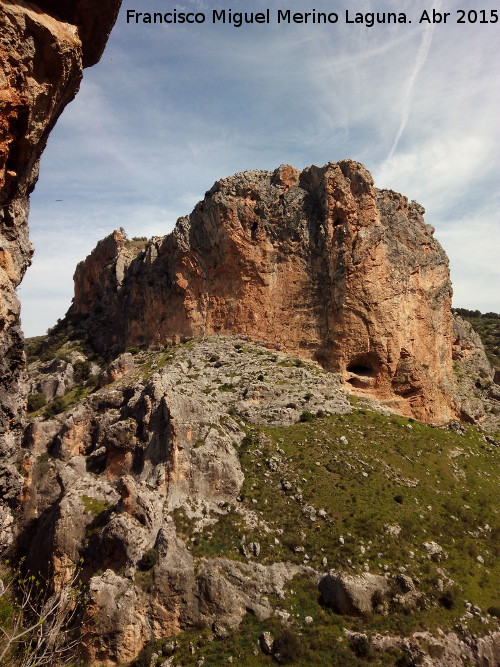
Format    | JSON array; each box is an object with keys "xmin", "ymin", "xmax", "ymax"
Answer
[
  {"xmin": 0, "ymin": 1, "xmax": 121, "ymax": 521},
  {"xmin": 69, "ymin": 161, "xmax": 455, "ymax": 423}
]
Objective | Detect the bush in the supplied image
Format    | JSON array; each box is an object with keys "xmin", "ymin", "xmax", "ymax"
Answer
[
  {"xmin": 487, "ymin": 605, "xmax": 500, "ymax": 618},
  {"xmin": 299, "ymin": 410, "xmax": 313, "ymax": 422},
  {"xmin": 27, "ymin": 392, "xmax": 46, "ymax": 412},
  {"xmin": 138, "ymin": 547, "xmax": 158, "ymax": 571},
  {"xmin": 0, "ymin": 556, "xmax": 85, "ymax": 665},
  {"xmin": 273, "ymin": 628, "xmax": 301, "ymax": 664},
  {"xmin": 439, "ymin": 589, "xmax": 455, "ymax": 609},
  {"xmin": 73, "ymin": 360, "xmax": 92, "ymax": 383},
  {"xmin": 43, "ymin": 396, "xmax": 66, "ymax": 418},
  {"xmin": 371, "ymin": 589, "xmax": 384, "ymax": 609},
  {"xmin": 349, "ymin": 634, "xmax": 372, "ymax": 659}
]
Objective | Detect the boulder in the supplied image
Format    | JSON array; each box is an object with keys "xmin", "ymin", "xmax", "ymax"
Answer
[{"xmin": 319, "ymin": 572, "xmax": 389, "ymax": 615}]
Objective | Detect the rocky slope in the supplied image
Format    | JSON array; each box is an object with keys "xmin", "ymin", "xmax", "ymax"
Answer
[
  {"xmin": 67, "ymin": 162, "xmax": 456, "ymax": 424},
  {"xmin": 16, "ymin": 335, "xmax": 500, "ymax": 666},
  {"xmin": 0, "ymin": 0, "xmax": 121, "ymax": 543}
]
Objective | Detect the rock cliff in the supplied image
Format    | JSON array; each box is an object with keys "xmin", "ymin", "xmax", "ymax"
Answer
[
  {"xmin": 0, "ymin": 0, "xmax": 121, "ymax": 531},
  {"xmin": 68, "ymin": 161, "xmax": 456, "ymax": 423},
  {"xmin": 18, "ymin": 337, "xmax": 500, "ymax": 665}
]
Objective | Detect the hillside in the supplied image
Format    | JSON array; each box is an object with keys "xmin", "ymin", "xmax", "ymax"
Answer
[
  {"xmin": 453, "ymin": 310, "xmax": 500, "ymax": 370},
  {"xmin": 2, "ymin": 158, "xmax": 499, "ymax": 665},
  {"xmin": 7, "ymin": 331, "xmax": 498, "ymax": 666}
]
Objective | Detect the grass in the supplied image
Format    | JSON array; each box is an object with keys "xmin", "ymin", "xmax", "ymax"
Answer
[
  {"xmin": 132, "ymin": 607, "xmax": 415, "ymax": 666},
  {"xmin": 81, "ymin": 495, "xmax": 110, "ymax": 516},
  {"xmin": 187, "ymin": 409, "xmax": 499, "ymax": 638},
  {"xmin": 457, "ymin": 312, "xmax": 500, "ymax": 369}
]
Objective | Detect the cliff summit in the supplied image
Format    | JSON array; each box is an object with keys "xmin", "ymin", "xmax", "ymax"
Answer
[{"xmin": 68, "ymin": 160, "xmax": 456, "ymax": 423}]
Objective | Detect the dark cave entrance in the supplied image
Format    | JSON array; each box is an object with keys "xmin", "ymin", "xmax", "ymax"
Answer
[{"xmin": 346, "ymin": 354, "xmax": 379, "ymax": 388}]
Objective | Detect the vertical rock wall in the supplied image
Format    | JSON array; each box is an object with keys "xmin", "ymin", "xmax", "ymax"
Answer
[
  {"xmin": 0, "ymin": 0, "xmax": 121, "ymax": 534},
  {"xmin": 68, "ymin": 161, "xmax": 456, "ymax": 423}
]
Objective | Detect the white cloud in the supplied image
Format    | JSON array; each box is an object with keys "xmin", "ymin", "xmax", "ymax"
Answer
[
  {"xmin": 439, "ymin": 205, "xmax": 500, "ymax": 310},
  {"xmin": 21, "ymin": 0, "xmax": 500, "ymax": 336}
]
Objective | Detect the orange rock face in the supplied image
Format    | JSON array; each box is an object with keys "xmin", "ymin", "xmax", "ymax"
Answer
[
  {"xmin": 69, "ymin": 161, "xmax": 456, "ymax": 423},
  {"xmin": 0, "ymin": 0, "xmax": 121, "ymax": 522}
]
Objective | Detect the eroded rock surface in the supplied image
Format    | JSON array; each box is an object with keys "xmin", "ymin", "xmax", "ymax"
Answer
[
  {"xmin": 452, "ymin": 315, "xmax": 500, "ymax": 429},
  {"xmin": 19, "ymin": 336, "xmax": 500, "ymax": 664},
  {"xmin": 0, "ymin": 0, "xmax": 121, "ymax": 542},
  {"xmin": 68, "ymin": 162, "xmax": 456, "ymax": 423},
  {"xmin": 20, "ymin": 338, "xmax": 349, "ymax": 662}
]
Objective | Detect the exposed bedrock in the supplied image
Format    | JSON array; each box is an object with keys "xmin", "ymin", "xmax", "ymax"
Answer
[
  {"xmin": 69, "ymin": 161, "xmax": 456, "ymax": 423},
  {"xmin": 0, "ymin": 0, "xmax": 121, "ymax": 529}
]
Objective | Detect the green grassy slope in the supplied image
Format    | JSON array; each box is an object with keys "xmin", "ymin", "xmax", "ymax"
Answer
[
  {"xmin": 165, "ymin": 407, "xmax": 499, "ymax": 666},
  {"xmin": 453, "ymin": 309, "xmax": 500, "ymax": 369}
]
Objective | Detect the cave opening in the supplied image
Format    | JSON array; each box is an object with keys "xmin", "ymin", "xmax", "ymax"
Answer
[
  {"xmin": 346, "ymin": 354, "xmax": 380, "ymax": 388},
  {"xmin": 347, "ymin": 364, "xmax": 376, "ymax": 377}
]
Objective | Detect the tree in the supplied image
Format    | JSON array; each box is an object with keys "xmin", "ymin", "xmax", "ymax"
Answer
[{"xmin": 0, "ymin": 556, "xmax": 86, "ymax": 666}]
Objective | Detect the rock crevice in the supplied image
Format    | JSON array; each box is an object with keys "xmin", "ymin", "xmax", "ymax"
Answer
[{"xmin": 69, "ymin": 161, "xmax": 456, "ymax": 423}]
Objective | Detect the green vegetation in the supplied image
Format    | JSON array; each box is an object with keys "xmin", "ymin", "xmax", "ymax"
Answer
[
  {"xmin": 41, "ymin": 385, "xmax": 94, "ymax": 419},
  {"xmin": 25, "ymin": 318, "xmax": 103, "ymax": 419},
  {"xmin": 187, "ymin": 409, "xmax": 499, "ymax": 640},
  {"xmin": 453, "ymin": 308, "xmax": 500, "ymax": 368},
  {"xmin": 138, "ymin": 548, "xmax": 158, "ymax": 571},
  {"xmin": 299, "ymin": 410, "xmax": 313, "ymax": 422},
  {"xmin": 26, "ymin": 316, "xmax": 96, "ymax": 365},
  {"xmin": 81, "ymin": 495, "xmax": 110, "ymax": 516},
  {"xmin": 26, "ymin": 392, "xmax": 46, "ymax": 413},
  {"xmin": 131, "ymin": 607, "xmax": 413, "ymax": 666},
  {"xmin": 125, "ymin": 237, "xmax": 151, "ymax": 251}
]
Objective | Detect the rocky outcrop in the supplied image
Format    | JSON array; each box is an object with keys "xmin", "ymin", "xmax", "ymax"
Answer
[
  {"xmin": 20, "ymin": 338, "xmax": 349, "ymax": 662},
  {"xmin": 452, "ymin": 315, "xmax": 500, "ymax": 429},
  {"xmin": 319, "ymin": 571, "xmax": 389, "ymax": 615},
  {"xmin": 68, "ymin": 162, "xmax": 456, "ymax": 423},
  {"xmin": 19, "ymin": 337, "xmax": 500, "ymax": 664},
  {"xmin": 0, "ymin": 0, "xmax": 121, "ymax": 536},
  {"xmin": 357, "ymin": 629, "xmax": 500, "ymax": 667}
]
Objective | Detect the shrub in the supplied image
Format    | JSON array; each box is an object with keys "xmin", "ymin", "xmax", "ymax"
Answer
[
  {"xmin": 299, "ymin": 410, "xmax": 313, "ymax": 423},
  {"xmin": 487, "ymin": 605, "xmax": 500, "ymax": 618},
  {"xmin": 0, "ymin": 557, "xmax": 85, "ymax": 665},
  {"xmin": 428, "ymin": 644, "xmax": 445, "ymax": 659},
  {"xmin": 43, "ymin": 396, "xmax": 66, "ymax": 418},
  {"xmin": 439, "ymin": 589, "xmax": 455, "ymax": 609},
  {"xmin": 138, "ymin": 547, "xmax": 158, "ymax": 571},
  {"xmin": 273, "ymin": 628, "xmax": 301, "ymax": 664},
  {"xmin": 371, "ymin": 589, "xmax": 384, "ymax": 609},
  {"xmin": 27, "ymin": 392, "xmax": 46, "ymax": 413},
  {"xmin": 349, "ymin": 634, "xmax": 372, "ymax": 659},
  {"xmin": 73, "ymin": 359, "xmax": 92, "ymax": 383}
]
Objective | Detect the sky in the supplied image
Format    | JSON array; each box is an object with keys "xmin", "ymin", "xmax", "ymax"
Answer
[{"xmin": 20, "ymin": 0, "xmax": 500, "ymax": 336}]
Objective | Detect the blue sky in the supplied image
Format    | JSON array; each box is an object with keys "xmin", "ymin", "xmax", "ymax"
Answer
[{"xmin": 20, "ymin": 0, "xmax": 500, "ymax": 336}]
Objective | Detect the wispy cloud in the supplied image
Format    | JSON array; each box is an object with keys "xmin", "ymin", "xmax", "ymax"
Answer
[
  {"xmin": 386, "ymin": 0, "xmax": 441, "ymax": 160},
  {"xmin": 22, "ymin": 0, "xmax": 500, "ymax": 336}
]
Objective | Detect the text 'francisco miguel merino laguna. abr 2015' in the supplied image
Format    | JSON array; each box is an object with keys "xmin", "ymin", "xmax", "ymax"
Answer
[{"xmin": 125, "ymin": 8, "xmax": 499, "ymax": 27}]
